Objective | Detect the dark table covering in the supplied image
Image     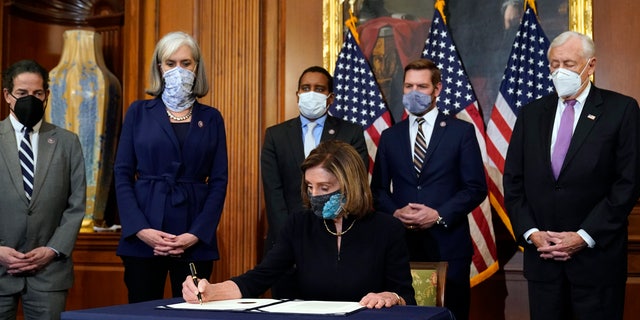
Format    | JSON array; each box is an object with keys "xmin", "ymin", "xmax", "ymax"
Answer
[{"xmin": 61, "ymin": 298, "xmax": 455, "ymax": 320}]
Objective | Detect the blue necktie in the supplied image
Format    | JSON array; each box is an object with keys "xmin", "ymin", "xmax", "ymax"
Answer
[
  {"xmin": 19, "ymin": 126, "xmax": 35, "ymax": 201},
  {"xmin": 304, "ymin": 122, "xmax": 317, "ymax": 157}
]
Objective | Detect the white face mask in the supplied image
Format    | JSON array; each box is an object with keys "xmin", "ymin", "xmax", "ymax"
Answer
[
  {"xmin": 298, "ymin": 92, "xmax": 329, "ymax": 119},
  {"xmin": 551, "ymin": 58, "xmax": 591, "ymax": 98},
  {"xmin": 162, "ymin": 66, "xmax": 196, "ymax": 112}
]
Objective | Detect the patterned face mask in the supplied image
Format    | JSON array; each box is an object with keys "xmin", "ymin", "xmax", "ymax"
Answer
[
  {"xmin": 309, "ymin": 190, "xmax": 344, "ymax": 219},
  {"xmin": 162, "ymin": 66, "xmax": 196, "ymax": 112}
]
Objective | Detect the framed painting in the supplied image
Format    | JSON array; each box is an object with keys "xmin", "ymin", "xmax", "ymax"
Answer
[{"xmin": 323, "ymin": 0, "xmax": 593, "ymax": 123}]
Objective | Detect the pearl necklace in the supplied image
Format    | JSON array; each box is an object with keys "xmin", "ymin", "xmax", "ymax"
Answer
[
  {"xmin": 166, "ymin": 108, "xmax": 193, "ymax": 121},
  {"xmin": 323, "ymin": 219, "xmax": 356, "ymax": 237}
]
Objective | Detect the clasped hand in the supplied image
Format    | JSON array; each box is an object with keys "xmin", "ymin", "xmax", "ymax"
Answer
[
  {"xmin": 394, "ymin": 203, "xmax": 439, "ymax": 230},
  {"xmin": 0, "ymin": 246, "xmax": 56, "ymax": 274},
  {"xmin": 137, "ymin": 229, "xmax": 198, "ymax": 256},
  {"xmin": 531, "ymin": 231, "xmax": 587, "ymax": 261}
]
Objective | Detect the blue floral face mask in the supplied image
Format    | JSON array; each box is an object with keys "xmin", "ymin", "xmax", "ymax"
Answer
[
  {"xmin": 162, "ymin": 66, "xmax": 196, "ymax": 112},
  {"xmin": 309, "ymin": 190, "xmax": 344, "ymax": 220}
]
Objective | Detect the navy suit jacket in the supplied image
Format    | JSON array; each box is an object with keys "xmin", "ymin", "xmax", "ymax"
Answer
[
  {"xmin": 261, "ymin": 115, "xmax": 367, "ymax": 252},
  {"xmin": 371, "ymin": 112, "xmax": 487, "ymax": 261},
  {"xmin": 504, "ymin": 85, "xmax": 640, "ymax": 285},
  {"xmin": 115, "ymin": 98, "xmax": 228, "ymax": 260}
]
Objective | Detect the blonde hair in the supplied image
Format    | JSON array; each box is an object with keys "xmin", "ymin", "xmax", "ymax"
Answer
[
  {"xmin": 300, "ymin": 140, "xmax": 373, "ymax": 218},
  {"xmin": 146, "ymin": 31, "xmax": 209, "ymax": 97}
]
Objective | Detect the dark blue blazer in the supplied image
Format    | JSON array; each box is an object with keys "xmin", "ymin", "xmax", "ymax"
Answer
[
  {"xmin": 115, "ymin": 98, "xmax": 228, "ymax": 260},
  {"xmin": 371, "ymin": 112, "xmax": 487, "ymax": 261}
]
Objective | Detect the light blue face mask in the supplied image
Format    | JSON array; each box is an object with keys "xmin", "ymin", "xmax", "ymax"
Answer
[
  {"xmin": 309, "ymin": 190, "xmax": 345, "ymax": 219},
  {"xmin": 402, "ymin": 90, "xmax": 433, "ymax": 115},
  {"xmin": 162, "ymin": 66, "xmax": 196, "ymax": 112}
]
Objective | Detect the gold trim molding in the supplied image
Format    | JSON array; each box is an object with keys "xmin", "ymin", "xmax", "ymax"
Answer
[
  {"xmin": 568, "ymin": 0, "xmax": 593, "ymax": 38},
  {"xmin": 323, "ymin": 0, "xmax": 593, "ymax": 72},
  {"xmin": 322, "ymin": 0, "xmax": 344, "ymax": 74}
]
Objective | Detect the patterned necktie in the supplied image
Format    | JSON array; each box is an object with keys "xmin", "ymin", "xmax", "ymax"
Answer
[
  {"xmin": 413, "ymin": 117, "xmax": 427, "ymax": 176},
  {"xmin": 551, "ymin": 99, "xmax": 577, "ymax": 179},
  {"xmin": 304, "ymin": 122, "xmax": 317, "ymax": 157},
  {"xmin": 19, "ymin": 126, "xmax": 35, "ymax": 201}
]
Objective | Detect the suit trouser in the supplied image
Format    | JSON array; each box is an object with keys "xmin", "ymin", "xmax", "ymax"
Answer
[
  {"xmin": 442, "ymin": 257, "xmax": 471, "ymax": 320},
  {"xmin": 0, "ymin": 287, "xmax": 67, "ymax": 320},
  {"xmin": 528, "ymin": 273, "xmax": 625, "ymax": 320},
  {"xmin": 121, "ymin": 256, "xmax": 213, "ymax": 303}
]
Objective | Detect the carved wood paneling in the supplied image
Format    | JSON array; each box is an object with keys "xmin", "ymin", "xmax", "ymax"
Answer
[
  {"xmin": 204, "ymin": 0, "xmax": 262, "ymax": 281},
  {"xmin": 6, "ymin": 0, "xmax": 123, "ymax": 27},
  {"xmin": 66, "ymin": 233, "xmax": 128, "ymax": 310}
]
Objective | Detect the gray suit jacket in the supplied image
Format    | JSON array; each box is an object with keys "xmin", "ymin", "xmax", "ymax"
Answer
[{"xmin": 0, "ymin": 118, "xmax": 86, "ymax": 294}]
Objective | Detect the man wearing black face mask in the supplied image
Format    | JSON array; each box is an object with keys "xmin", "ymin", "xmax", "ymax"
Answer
[{"xmin": 0, "ymin": 59, "xmax": 86, "ymax": 320}]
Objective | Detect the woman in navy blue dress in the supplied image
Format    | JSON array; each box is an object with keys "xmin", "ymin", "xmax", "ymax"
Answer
[{"xmin": 115, "ymin": 31, "xmax": 228, "ymax": 303}]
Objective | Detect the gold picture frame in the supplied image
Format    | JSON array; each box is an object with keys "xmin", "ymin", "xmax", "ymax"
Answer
[{"xmin": 323, "ymin": 0, "xmax": 593, "ymax": 73}]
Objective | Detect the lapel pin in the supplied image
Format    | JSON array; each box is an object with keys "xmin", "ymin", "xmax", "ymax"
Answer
[
  {"xmin": 198, "ymin": 121, "xmax": 204, "ymax": 128},
  {"xmin": 48, "ymin": 137, "xmax": 55, "ymax": 144},
  {"xmin": 587, "ymin": 114, "xmax": 596, "ymax": 120},
  {"xmin": 440, "ymin": 121, "xmax": 446, "ymax": 127},
  {"xmin": 329, "ymin": 129, "xmax": 335, "ymax": 135}
]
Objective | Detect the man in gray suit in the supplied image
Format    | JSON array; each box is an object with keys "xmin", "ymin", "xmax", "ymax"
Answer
[
  {"xmin": 0, "ymin": 60, "xmax": 86, "ymax": 320},
  {"xmin": 261, "ymin": 66, "xmax": 367, "ymax": 297}
]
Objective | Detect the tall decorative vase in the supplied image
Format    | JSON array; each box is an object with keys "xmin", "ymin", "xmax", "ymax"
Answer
[{"xmin": 47, "ymin": 29, "xmax": 122, "ymax": 232}]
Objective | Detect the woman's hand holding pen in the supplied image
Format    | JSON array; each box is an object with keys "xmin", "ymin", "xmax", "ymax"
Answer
[{"xmin": 181, "ymin": 278, "xmax": 243, "ymax": 304}]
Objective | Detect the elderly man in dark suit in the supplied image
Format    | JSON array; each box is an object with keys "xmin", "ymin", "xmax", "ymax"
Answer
[
  {"xmin": 504, "ymin": 31, "xmax": 640, "ymax": 320},
  {"xmin": 371, "ymin": 59, "xmax": 487, "ymax": 320},
  {"xmin": 261, "ymin": 66, "xmax": 367, "ymax": 297},
  {"xmin": 0, "ymin": 60, "xmax": 86, "ymax": 320}
]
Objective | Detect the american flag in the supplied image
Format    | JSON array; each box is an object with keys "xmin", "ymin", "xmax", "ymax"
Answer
[
  {"xmin": 486, "ymin": 1, "xmax": 554, "ymax": 238},
  {"xmin": 422, "ymin": 2, "xmax": 498, "ymax": 286},
  {"xmin": 329, "ymin": 28, "xmax": 392, "ymax": 174}
]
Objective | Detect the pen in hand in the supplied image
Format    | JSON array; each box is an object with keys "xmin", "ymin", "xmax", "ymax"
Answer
[{"xmin": 189, "ymin": 262, "xmax": 204, "ymax": 305}]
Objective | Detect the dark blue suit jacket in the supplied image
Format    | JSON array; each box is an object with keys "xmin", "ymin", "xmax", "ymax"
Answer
[
  {"xmin": 371, "ymin": 112, "xmax": 487, "ymax": 262},
  {"xmin": 115, "ymin": 98, "xmax": 228, "ymax": 260}
]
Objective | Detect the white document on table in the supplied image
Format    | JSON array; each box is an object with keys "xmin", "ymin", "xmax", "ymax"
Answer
[
  {"xmin": 163, "ymin": 299, "xmax": 364, "ymax": 315},
  {"xmin": 258, "ymin": 300, "xmax": 364, "ymax": 315},
  {"xmin": 165, "ymin": 298, "xmax": 280, "ymax": 311}
]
